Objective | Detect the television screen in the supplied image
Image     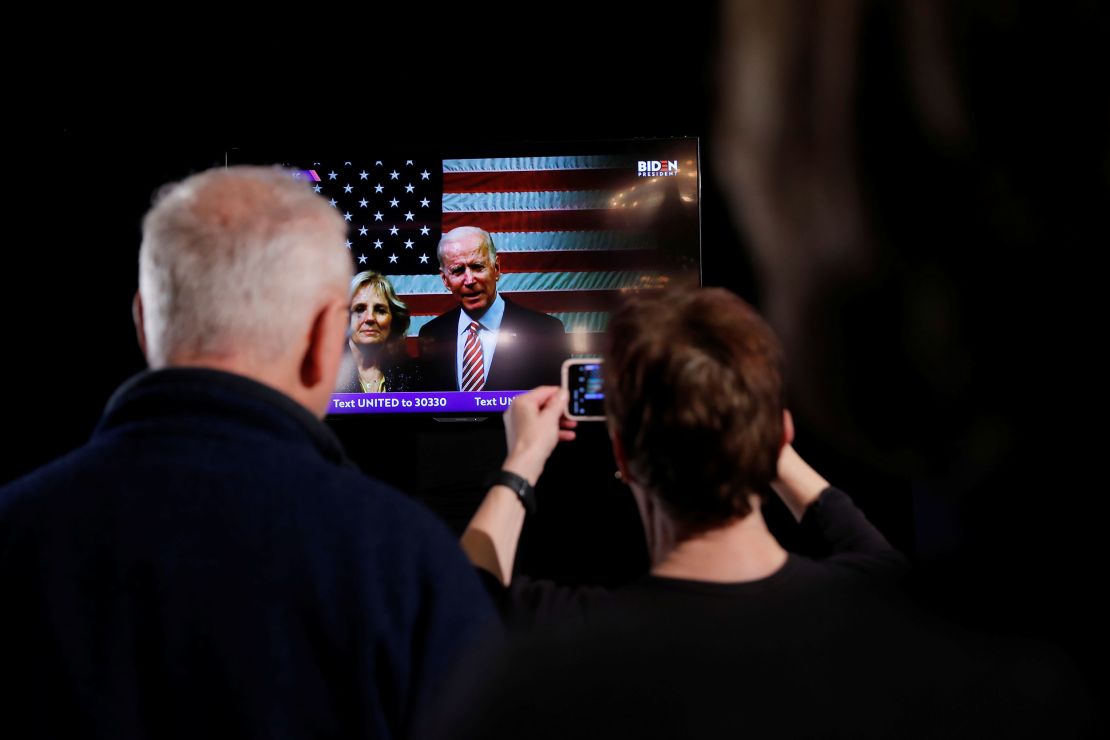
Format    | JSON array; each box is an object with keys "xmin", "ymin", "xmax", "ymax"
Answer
[{"xmin": 231, "ymin": 138, "xmax": 700, "ymax": 416}]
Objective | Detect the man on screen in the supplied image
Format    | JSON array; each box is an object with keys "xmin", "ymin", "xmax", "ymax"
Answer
[{"xmin": 418, "ymin": 225, "xmax": 567, "ymax": 391}]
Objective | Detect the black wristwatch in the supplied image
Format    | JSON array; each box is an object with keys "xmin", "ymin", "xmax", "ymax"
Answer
[{"xmin": 486, "ymin": 469, "xmax": 537, "ymax": 516}]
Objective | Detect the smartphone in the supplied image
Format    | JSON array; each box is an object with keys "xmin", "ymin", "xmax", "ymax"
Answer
[{"xmin": 562, "ymin": 358, "xmax": 606, "ymax": 421}]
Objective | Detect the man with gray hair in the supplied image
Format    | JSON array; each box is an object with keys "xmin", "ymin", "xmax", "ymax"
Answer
[
  {"xmin": 418, "ymin": 225, "xmax": 567, "ymax": 391},
  {"xmin": 0, "ymin": 166, "xmax": 496, "ymax": 739}
]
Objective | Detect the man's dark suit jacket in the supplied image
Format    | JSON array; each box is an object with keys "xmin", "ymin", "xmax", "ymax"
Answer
[
  {"xmin": 0, "ymin": 368, "xmax": 497, "ymax": 740},
  {"xmin": 418, "ymin": 297, "xmax": 568, "ymax": 391}
]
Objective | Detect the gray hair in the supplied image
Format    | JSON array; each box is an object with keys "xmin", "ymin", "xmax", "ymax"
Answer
[
  {"xmin": 139, "ymin": 166, "xmax": 351, "ymax": 367},
  {"xmin": 436, "ymin": 225, "xmax": 497, "ymax": 269}
]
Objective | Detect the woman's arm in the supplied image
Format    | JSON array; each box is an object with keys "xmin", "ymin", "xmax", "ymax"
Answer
[{"xmin": 460, "ymin": 387, "xmax": 576, "ymax": 585}]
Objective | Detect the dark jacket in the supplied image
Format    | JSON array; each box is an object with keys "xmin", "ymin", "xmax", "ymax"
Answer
[
  {"xmin": 0, "ymin": 368, "xmax": 497, "ymax": 740},
  {"xmin": 336, "ymin": 348, "xmax": 424, "ymax": 393},
  {"xmin": 417, "ymin": 297, "xmax": 567, "ymax": 391}
]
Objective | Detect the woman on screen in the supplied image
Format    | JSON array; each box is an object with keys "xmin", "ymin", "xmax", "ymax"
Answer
[{"xmin": 337, "ymin": 271, "xmax": 422, "ymax": 392}]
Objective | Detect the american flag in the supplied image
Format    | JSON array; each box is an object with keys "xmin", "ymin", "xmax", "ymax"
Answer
[
  {"xmin": 305, "ymin": 159, "xmax": 442, "ymax": 275},
  {"xmin": 307, "ymin": 145, "xmax": 700, "ymax": 355}
]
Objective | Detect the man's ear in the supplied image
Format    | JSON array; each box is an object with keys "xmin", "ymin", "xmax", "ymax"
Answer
[
  {"xmin": 782, "ymin": 408, "xmax": 795, "ymax": 449},
  {"xmin": 132, "ymin": 292, "xmax": 148, "ymax": 361},
  {"xmin": 300, "ymin": 298, "xmax": 346, "ymax": 391}
]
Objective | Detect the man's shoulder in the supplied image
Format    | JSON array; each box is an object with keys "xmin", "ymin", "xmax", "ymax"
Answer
[
  {"xmin": 419, "ymin": 307, "xmax": 460, "ymax": 337},
  {"xmin": 0, "ymin": 445, "xmax": 89, "ymax": 517},
  {"xmin": 0, "ymin": 433, "xmax": 453, "ymax": 558},
  {"xmin": 502, "ymin": 298, "xmax": 565, "ymax": 333}
]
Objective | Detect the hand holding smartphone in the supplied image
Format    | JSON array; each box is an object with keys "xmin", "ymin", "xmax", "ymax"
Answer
[{"xmin": 561, "ymin": 358, "xmax": 605, "ymax": 421}]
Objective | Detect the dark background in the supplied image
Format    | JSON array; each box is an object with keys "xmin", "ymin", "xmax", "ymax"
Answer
[{"xmin": 7, "ymin": 2, "xmax": 1108, "ymax": 707}]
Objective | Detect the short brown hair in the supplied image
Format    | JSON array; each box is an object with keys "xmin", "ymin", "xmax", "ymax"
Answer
[{"xmin": 604, "ymin": 287, "xmax": 786, "ymax": 531}]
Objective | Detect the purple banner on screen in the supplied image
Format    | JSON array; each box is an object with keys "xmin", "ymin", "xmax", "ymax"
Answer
[{"xmin": 328, "ymin": 390, "xmax": 526, "ymax": 415}]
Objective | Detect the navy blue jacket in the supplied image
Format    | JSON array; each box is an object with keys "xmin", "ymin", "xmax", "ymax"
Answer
[
  {"xmin": 417, "ymin": 298, "xmax": 568, "ymax": 391},
  {"xmin": 0, "ymin": 368, "xmax": 497, "ymax": 740}
]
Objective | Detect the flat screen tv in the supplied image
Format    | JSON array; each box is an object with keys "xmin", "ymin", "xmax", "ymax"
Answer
[{"xmin": 229, "ymin": 138, "xmax": 701, "ymax": 417}]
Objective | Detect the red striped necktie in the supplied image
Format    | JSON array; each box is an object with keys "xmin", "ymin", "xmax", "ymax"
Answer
[{"xmin": 461, "ymin": 321, "xmax": 486, "ymax": 391}]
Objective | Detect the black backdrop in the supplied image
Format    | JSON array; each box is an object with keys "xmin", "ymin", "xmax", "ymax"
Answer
[{"xmin": 7, "ymin": 4, "xmax": 1108, "ymax": 706}]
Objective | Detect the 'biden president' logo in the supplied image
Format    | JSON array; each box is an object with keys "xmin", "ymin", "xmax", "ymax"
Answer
[{"xmin": 637, "ymin": 160, "xmax": 679, "ymax": 177}]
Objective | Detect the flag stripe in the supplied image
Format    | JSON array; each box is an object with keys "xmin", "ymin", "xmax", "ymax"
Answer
[
  {"xmin": 442, "ymin": 209, "xmax": 640, "ymax": 233},
  {"xmin": 399, "ymin": 289, "xmax": 651, "ymax": 316},
  {"xmin": 444, "ymin": 169, "xmax": 641, "ymax": 193},
  {"xmin": 497, "ymin": 249, "xmax": 671, "ymax": 274},
  {"xmin": 407, "ymin": 311, "xmax": 611, "ymax": 336},
  {"xmin": 489, "ymin": 231, "xmax": 650, "ymax": 252},
  {"xmin": 389, "ymin": 271, "xmax": 657, "ymax": 294},
  {"xmin": 549, "ymin": 311, "xmax": 611, "ymax": 333},
  {"xmin": 443, "ymin": 156, "xmax": 629, "ymax": 172},
  {"xmin": 444, "ymin": 191, "xmax": 618, "ymax": 212}
]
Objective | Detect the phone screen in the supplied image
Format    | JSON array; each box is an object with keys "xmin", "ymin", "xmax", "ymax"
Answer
[{"xmin": 567, "ymin": 362, "xmax": 605, "ymax": 419}]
